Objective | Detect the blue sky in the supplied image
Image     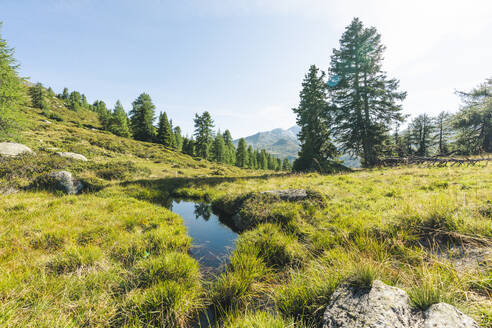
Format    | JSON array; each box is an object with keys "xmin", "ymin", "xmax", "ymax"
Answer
[{"xmin": 2, "ymin": 0, "xmax": 492, "ymax": 138}]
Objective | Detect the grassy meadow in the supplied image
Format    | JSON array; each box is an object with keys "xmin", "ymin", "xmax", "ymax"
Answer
[{"xmin": 0, "ymin": 95, "xmax": 491, "ymax": 327}]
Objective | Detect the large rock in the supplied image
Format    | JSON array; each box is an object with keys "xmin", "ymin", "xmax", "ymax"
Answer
[
  {"xmin": 54, "ymin": 152, "xmax": 88, "ymax": 161},
  {"xmin": 260, "ymin": 189, "xmax": 308, "ymax": 201},
  {"xmin": 31, "ymin": 171, "xmax": 84, "ymax": 195},
  {"xmin": 0, "ymin": 142, "xmax": 34, "ymax": 157},
  {"xmin": 322, "ymin": 280, "xmax": 478, "ymax": 328}
]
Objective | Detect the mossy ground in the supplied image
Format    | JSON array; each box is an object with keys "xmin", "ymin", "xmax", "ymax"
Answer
[{"xmin": 1, "ymin": 97, "xmax": 491, "ymax": 327}]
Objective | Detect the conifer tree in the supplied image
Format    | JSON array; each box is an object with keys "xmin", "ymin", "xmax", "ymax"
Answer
[
  {"xmin": 193, "ymin": 111, "xmax": 214, "ymax": 159},
  {"xmin": 409, "ymin": 114, "xmax": 435, "ymax": 156},
  {"xmin": 247, "ymin": 145, "xmax": 256, "ymax": 168},
  {"xmin": 47, "ymin": 87, "xmax": 55, "ymax": 97},
  {"xmin": 293, "ymin": 65, "xmax": 337, "ymax": 172},
  {"xmin": 0, "ymin": 23, "xmax": 24, "ymax": 137},
  {"xmin": 29, "ymin": 83, "xmax": 47, "ymax": 109},
  {"xmin": 235, "ymin": 138, "xmax": 248, "ymax": 167},
  {"xmin": 276, "ymin": 158, "xmax": 282, "ymax": 171},
  {"xmin": 60, "ymin": 87, "xmax": 69, "ymax": 100},
  {"xmin": 156, "ymin": 112, "xmax": 174, "ymax": 147},
  {"xmin": 260, "ymin": 150, "xmax": 268, "ymax": 170},
  {"xmin": 182, "ymin": 137, "xmax": 195, "ymax": 156},
  {"xmin": 109, "ymin": 100, "xmax": 131, "ymax": 137},
  {"xmin": 282, "ymin": 158, "xmax": 292, "ymax": 171},
  {"xmin": 68, "ymin": 91, "xmax": 81, "ymax": 111},
  {"xmin": 328, "ymin": 18, "xmax": 406, "ymax": 167},
  {"xmin": 81, "ymin": 94, "xmax": 88, "ymax": 108},
  {"xmin": 94, "ymin": 100, "xmax": 111, "ymax": 130},
  {"xmin": 453, "ymin": 78, "xmax": 492, "ymax": 154},
  {"xmin": 130, "ymin": 93, "xmax": 156, "ymax": 142},
  {"xmin": 223, "ymin": 130, "xmax": 236, "ymax": 164},
  {"xmin": 435, "ymin": 111, "xmax": 451, "ymax": 155},
  {"xmin": 174, "ymin": 126, "xmax": 183, "ymax": 151},
  {"xmin": 211, "ymin": 133, "xmax": 226, "ymax": 163}
]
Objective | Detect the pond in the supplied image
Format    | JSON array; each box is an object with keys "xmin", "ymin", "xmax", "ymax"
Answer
[{"xmin": 169, "ymin": 200, "xmax": 238, "ymax": 273}]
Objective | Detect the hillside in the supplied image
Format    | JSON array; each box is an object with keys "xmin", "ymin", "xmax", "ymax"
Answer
[{"xmin": 235, "ymin": 126, "xmax": 361, "ymax": 167}]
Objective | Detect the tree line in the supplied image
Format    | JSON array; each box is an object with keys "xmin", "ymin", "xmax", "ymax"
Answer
[
  {"xmin": 293, "ymin": 18, "xmax": 492, "ymax": 171},
  {"xmin": 27, "ymin": 82, "xmax": 291, "ymax": 171}
]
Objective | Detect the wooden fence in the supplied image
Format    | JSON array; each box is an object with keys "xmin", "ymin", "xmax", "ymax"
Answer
[{"xmin": 379, "ymin": 157, "xmax": 491, "ymax": 167}]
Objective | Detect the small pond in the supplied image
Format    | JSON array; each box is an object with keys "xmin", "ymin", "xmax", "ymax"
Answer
[{"xmin": 169, "ymin": 200, "xmax": 237, "ymax": 272}]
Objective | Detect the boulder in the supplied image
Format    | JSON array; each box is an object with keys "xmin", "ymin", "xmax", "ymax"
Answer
[
  {"xmin": 423, "ymin": 303, "xmax": 479, "ymax": 328},
  {"xmin": 31, "ymin": 171, "xmax": 84, "ymax": 195},
  {"xmin": 260, "ymin": 189, "xmax": 308, "ymax": 201},
  {"xmin": 322, "ymin": 280, "xmax": 478, "ymax": 328},
  {"xmin": 54, "ymin": 152, "xmax": 88, "ymax": 161},
  {"xmin": 0, "ymin": 142, "xmax": 34, "ymax": 157}
]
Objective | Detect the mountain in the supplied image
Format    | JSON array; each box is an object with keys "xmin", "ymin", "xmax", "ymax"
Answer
[
  {"xmin": 235, "ymin": 126, "xmax": 361, "ymax": 167},
  {"xmin": 234, "ymin": 126, "xmax": 301, "ymax": 161}
]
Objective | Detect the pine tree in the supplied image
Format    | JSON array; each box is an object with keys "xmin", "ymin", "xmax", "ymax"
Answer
[
  {"xmin": 109, "ymin": 100, "xmax": 131, "ymax": 137},
  {"xmin": 81, "ymin": 94, "xmax": 88, "ymax": 109},
  {"xmin": 435, "ymin": 111, "xmax": 451, "ymax": 155},
  {"xmin": 174, "ymin": 126, "xmax": 183, "ymax": 151},
  {"xmin": 29, "ymin": 83, "xmax": 47, "ymax": 109},
  {"xmin": 235, "ymin": 138, "xmax": 248, "ymax": 167},
  {"xmin": 156, "ymin": 112, "xmax": 174, "ymax": 147},
  {"xmin": 452, "ymin": 79, "xmax": 492, "ymax": 154},
  {"xmin": 293, "ymin": 65, "xmax": 337, "ymax": 172},
  {"xmin": 247, "ymin": 145, "xmax": 256, "ymax": 168},
  {"xmin": 222, "ymin": 130, "xmax": 236, "ymax": 164},
  {"xmin": 47, "ymin": 87, "xmax": 55, "ymax": 97},
  {"xmin": 60, "ymin": 87, "xmax": 69, "ymax": 100},
  {"xmin": 282, "ymin": 158, "xmax": 292, "ymax": 171},
  {"xmin": 68, "ymin": 91, "xmax": 81, "ymax": 111},
  {"xmin": 94, "ymin": 100, "xmax": 111, "ymax": 130},
  {"xmin": 182, "ymin": 137, "xmax": 195, "ymax": 156},
  {"xmin": 0, "ymin": 23, "xmax": 24, "ymax": 137},
  {"xmin": 193, "ymin": 111, "xmax": 214, "ymax": 159},
  {"xmin": 260, "ymin": 150, "xmax": 268, "ymax": 170},
  {"xmin": 130, "ymin": 93, "xmax": 156, "ymax": 142},
  {"xmin": 211, "ymin": 133, "xmax": 226, "ymax": 163},
  {"xmin": 409, "ymin": 114, "xmax": 435, "ymax": 156},
  {"xmin": 328, "ymin": 18, "xmax": 406, "ymax": 167}
]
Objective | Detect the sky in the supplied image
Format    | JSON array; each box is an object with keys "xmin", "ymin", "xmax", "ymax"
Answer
[{"xmin": 2, "ymin": 0, "xmax": 491, "ymax": 138}]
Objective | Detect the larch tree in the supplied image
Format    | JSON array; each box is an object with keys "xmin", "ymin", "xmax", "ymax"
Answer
[
  {"xmin": 94, "ymin": 100, "xmax": 111, "ymax": 130},
  {"xmin": 29, "ymin": 83, "xmax": 47, "ymax": 109},
  {"xmin": 235, "ymin": 138, "xmax": 248, "ymax": 167},
  {"xmin": 157, "ymin": 111, "xmax": 174, "ymax": 147},
  {"xmin": 0, "ymin": 22, "xmax": 25, "ymax": 138},
  {"xmin": 110, "ymin": 100, "xmax": 131, "ymax": 137},
  {"xmin": 452, "ymin": 78, "xmax": 492, "ymax": 154},
  {"xmin": 435, "ymin": 111, "xmax": 451, "ymax": 155},
  {"xmin": 222, "ymin": 130, "xmax": 236, "ymax": 164},
  {"xmin": 130, "ymin": 93, "xmax": 156, "ymax": 142},
  {"xmin": 292, "ymin": 65, "xmax": 337, "ymax": 172},
  {"xmin": 174, "ymin": 126, "xmax": 183, "ymax": 151},
  {"xmin": 193, "ymin": 111, "xmax": 214, "ymax": 159},
  {"xmin": 409, "ymin": 114, "xmax": 435, "ymax": 156},
  {"xmin": 211, "ymin": 133, "xmax": 226, "ymax": 163},
  {"xmin": 328, "ymin": 18, "xmax": 406, "ymax": 167}
]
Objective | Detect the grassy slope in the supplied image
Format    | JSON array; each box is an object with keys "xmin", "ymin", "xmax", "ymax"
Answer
[{"xmin": 0, "ymin": 93, "xmax": 491, "ymax": 327}]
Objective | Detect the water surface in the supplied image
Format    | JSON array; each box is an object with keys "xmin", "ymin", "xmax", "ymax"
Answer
[{"xmin": 170, "ymin": 200, "xmax": 237, "ymax": 272}]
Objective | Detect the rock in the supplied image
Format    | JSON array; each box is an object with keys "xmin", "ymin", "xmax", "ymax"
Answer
[
  {"xmin": 323, "ymin": 280, "xmax": 421, "ymax": 328},
  {"xmin": 0, "ymin": 142, "xmax": 35, "ymax": 157},
  {"xmin": 31, "ymin": 171, "xmax": 84, "ymax": 195},
  {"xmin": 423, "ymin": 303, "xmax": 479, "ymax": 328},
  {"xmin": 322, "ymin": 280, "xmax": 478, "ymax": 328},
  {"xmin": 260, "ymin": 189, "xmax": 308, "ymax": 201},
  {"xmin": 54, "ymin": 152, "xmax": 88, "ymax": 161},
  {"xmin": 0, "ymin": 187, "xmax": 19, "ymax": 195}
]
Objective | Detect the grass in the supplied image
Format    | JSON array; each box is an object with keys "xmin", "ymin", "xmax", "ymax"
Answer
[{"xmin": 0, "ymin": 94, "xmax": 491, "ymax": 326}]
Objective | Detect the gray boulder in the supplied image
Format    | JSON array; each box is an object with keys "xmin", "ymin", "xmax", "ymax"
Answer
[
  {"xmin": 0, "ymin": 142, "xmax": 34, "ymax": 157},
  {"xmin": 32, "ymin": 171, "xmax": 84, "ymax": 195},
  {"xmin": 54, "ymin": 152, "xmax": 88, "ymax": 161},
  {"xmin": 260, "ymin": 189, "xmax": 308, "ymax": 201},
  {"xmin": 322, "ymin": 280, "xmax": 478, "ymax": 328}
]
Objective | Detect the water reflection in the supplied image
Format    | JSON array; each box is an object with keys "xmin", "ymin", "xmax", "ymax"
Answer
[{"xmin": 169, "ymin": 200, "xmax": 237, "ymax": 273}]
